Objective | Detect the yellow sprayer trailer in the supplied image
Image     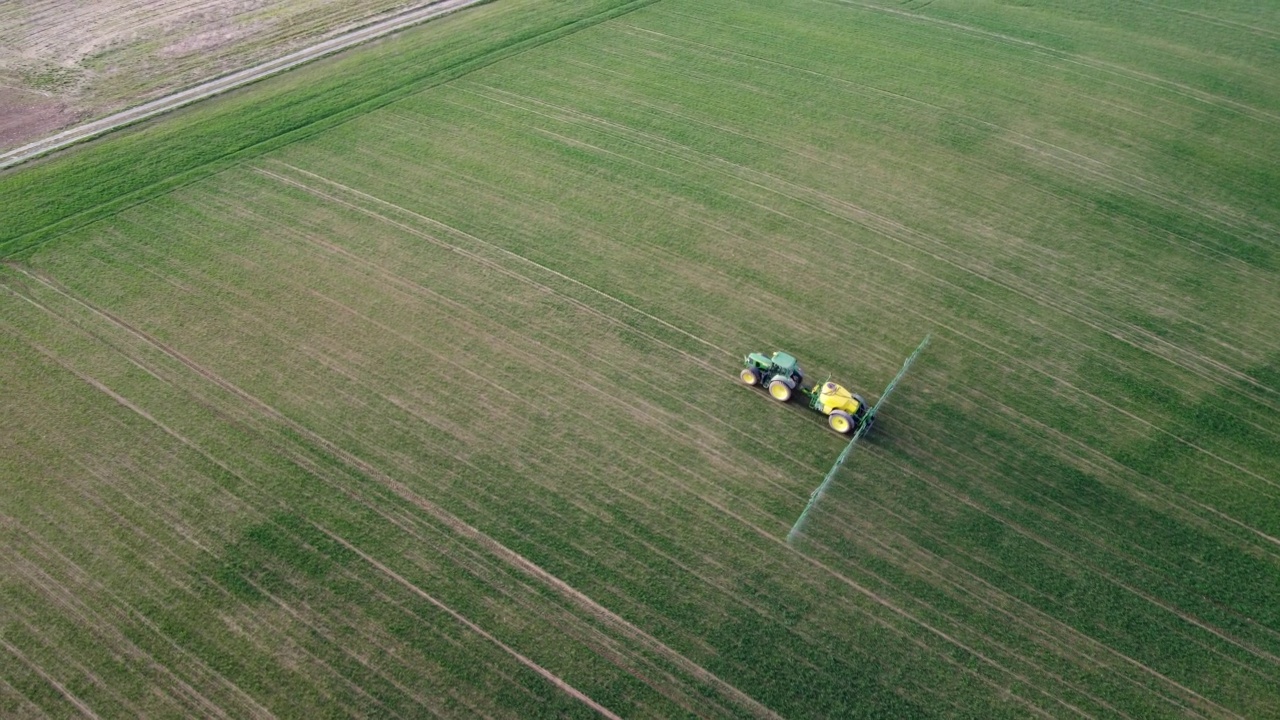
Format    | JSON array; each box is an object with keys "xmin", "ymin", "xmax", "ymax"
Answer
[{"xmin": 739, "ymin": 351, "xmax": 872, "ymax": 434}]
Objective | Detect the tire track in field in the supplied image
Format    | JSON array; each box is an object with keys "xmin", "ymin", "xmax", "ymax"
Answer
[
  {"xmin": 160, "ymin": 236, "xmax": 815, "ymax": 717},
  {"xmin": 812, "ymin": 500, "xmax": 1218, "ymax": 716},
  {"xmin": 885, "ymin": 412, "xmax": 1280, "ymax": 675},
  {"xmin": 802, "ymin": 276, "xmax": 1280, "ymax": 573},
  {"xmin": 817, "ymin": 0, "xmax": 1280, "ymax": 126},
  {"xmin": 432, "ymin": 69, "xmax": 1280, "ymax": 368},
  {"xmin": 4, "ymin": 308, "xmax": 428, "ymax": 715},
  {"xmin": 247, "ymin": 148, "xmax": 1269, "ymax": 666},
  {"xmin": 955, "ymin": 381, "xmax": 1280, "ymax": 556},
  {"xmin": 0, "ymin": 637, "xmax": 102, "ymax": 719},
  {"xmin": 386, "ymin": 97, "xmax": 1259, "ymax": 425},
  {"xmin": 12, "ymin": 251, "xmax": 1177, "ymax": 712},
  {"xmin": 7, "ymin": 315, "xmax": 579, "ymax": 719},
  {"xmin": 560, "ymin": 52, "xmax": 1280, "ymax": 303},
  {"xmin": 5, "ymin": 614, "xmax": 145, "ymax": 717},
  {"xmin": 5, "ymin": 275, "xmax": 525, "ymax": 716},
  {"xmin": 1126, "ymin": 0, "xmax": 1280, "ymax": 40},
  {"xmin": 825, "ymin": 399, "xmax": 1280, "ymax": 687},
  {"xmin": 376, "ymin": 519, "xmax": 757, "ymax": 717},
  {"xmin": 450, "ymin": 81, "xmax": 1280, "ymax": 438},
  {"xmin": 254, "ymin": 119, "xmax": 1274, "ymax": 609},
  {"xmin": 320, "ymin": 108, "xmax": 805, "ymax": 349},
  {"xmin": 255, "ymin": 162, "xmax": 732, "ymax": 360},
  {"xmin": 373, "ymin": 176, "xmax": 1280, "ymax": 707},
  {"xmin": 369, "ymin": 96, "xmax": 1280, "ymax": 405},
  {"xmin": 454, "ymin": 81, "xmax": 1280, "ymax": 415},
  {"xmin": 222, "ymin": 577, "xmax": 424, "ymax": 719},
  {"xmin": 915, "ymin": 391, "xmax": 1280, "ymax": 633},
  {"xmin": 3, "ymin": 512, "xmax": 284, "ymax": 718},
  {"xmin": 316, "ymin": 527, "xmax": 624, "ymax": 719},
  {"xmin": 867, "ymin": 427, "xmax": 1280, "ymax": 685},
  {"xmin": 30, "ymin": 165, "xmax": 1259, "ymax": 707},
  {"xmin": 53, "ymin": 192, "xmax": 1089, "ymax": 717},
  {"xmin": 194, "ymin": 181, "xmax": 809, "ymax": 497},
  {"xmin": 221, "ymin": 171, "xmax": 1121, "ymax": 717},
  {"xmin": 820, "ymin": 454, "xmax": 1248, "ymax": 719},
  {"xmin": 10, "ymin": 536, "xmax": 279, "ymax": 718},
  {"xmin": 10, "ymin": 265, "xmax": 1264, "ymax": 717},
  {"xmin": 611, "ymin": 21, "xmax": 1277, "ymax": 251},
  {"xmin": 815, "ymin": 520, "xmax": 1171, "ymax": 719},
  {"xmin": 435, "ymin": 89, "xmax": 1280, "ymax": 491},
  {"xmin": 0, "ymin": 674, "xmax": 45, "ymax": 717},
  {"xmin": 49, "ymin": 440, "xmax": 525, "ymax": 717},
  {"xmin": 876, "ymin": 305, "xmax": 1280, "ymax": 540},
  {"xmin": 235, "ymin": 169, "xmax": 1280, "ymax": 702},
  {"xmin": 6, "ymin": 552, "xmax": 226, "ymax": 718},
  {"xmin": 8, "ymin": 262, "xmax": 785, "ymax": 720}
]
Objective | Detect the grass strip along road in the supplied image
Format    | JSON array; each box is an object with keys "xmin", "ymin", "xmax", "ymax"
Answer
[{"xmin": 0, "ymin": 0, "xmax": 489, "ymax": 172}]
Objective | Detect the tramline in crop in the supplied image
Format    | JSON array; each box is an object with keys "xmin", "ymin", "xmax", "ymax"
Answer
[{"xmin": 736, "ymin": 336, "xmax": 931, "ymax": 543}]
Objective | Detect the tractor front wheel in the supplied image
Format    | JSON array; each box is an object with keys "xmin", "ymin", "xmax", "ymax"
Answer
[
  {"xmin": 828, "ymin": 411, "xmax": 853, "ymax": 434},
  {"xmin": 739, "ymin": 367, "xmax": 760, "ymax": 386},
  {"xmin": 768, "ymin": 379, "xmax": 793, "ymax": 402}
]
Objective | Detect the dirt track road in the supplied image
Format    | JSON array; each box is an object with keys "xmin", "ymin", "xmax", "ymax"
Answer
[{"xmin": 0, "ymin": 0, "xmax": 483, "ymax": 171}]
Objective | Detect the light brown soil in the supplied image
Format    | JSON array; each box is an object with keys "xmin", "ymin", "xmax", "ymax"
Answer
[
  {"xmin": 0, "ymin": 86, "xmax": 81, "ymax": 149},
  {"xmin": 0, "ymin": 0, "xmax": 418, "ymax": 152}
]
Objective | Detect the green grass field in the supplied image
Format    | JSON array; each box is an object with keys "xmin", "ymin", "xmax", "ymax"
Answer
[{"xmin": 3, "ymin": 0, "xmax": 1279, "ymax": 716}]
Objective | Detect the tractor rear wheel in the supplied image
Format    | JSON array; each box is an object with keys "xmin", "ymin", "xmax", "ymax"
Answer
[
  {"xmin": 768, "ymin": 379, "xmax": 793, "ymax": 402},
  {"xmin": 739, "ymin": 367, "xmax": 760, "ymax": 386},
  {"xmin": 828, "ymin": 411, "xmax": 853, "ymax": 434}
]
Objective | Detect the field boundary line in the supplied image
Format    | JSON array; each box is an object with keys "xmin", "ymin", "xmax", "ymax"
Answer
[
  {"xmin": 315, "ymin": 526, "xmax": 623, "ymax": 719},
  {"xmin": 0, "ymin": 0, "xmax": 487, "ymax": 171}
]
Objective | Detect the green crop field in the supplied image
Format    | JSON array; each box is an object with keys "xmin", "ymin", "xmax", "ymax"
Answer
[{"xmin": 3, "ymin": 0, "xmax": 1279, "ymax": 717}]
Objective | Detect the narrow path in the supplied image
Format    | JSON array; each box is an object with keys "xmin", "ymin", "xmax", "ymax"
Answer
[{"xmin": 0, "ymin": 0, "xmax": 485, "ymax": 171}]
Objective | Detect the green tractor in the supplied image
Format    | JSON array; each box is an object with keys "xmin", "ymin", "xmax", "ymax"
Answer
[{"xmin": 740, "ymin": 351, "xmax": 872, "ymax": 435}]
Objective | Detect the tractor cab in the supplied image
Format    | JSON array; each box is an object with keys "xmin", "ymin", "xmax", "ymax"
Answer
[
  {"xmin": 766, "ymin": 351, "xmax": 804, "ymax": 385},
  {"xmin": 740, "ymin": 351, "xmax": 806, "ymax": 402}
]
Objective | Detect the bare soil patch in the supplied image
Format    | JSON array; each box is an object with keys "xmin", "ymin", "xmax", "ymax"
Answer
[
  {"xmin": 0, "ymin": 0, "xmax": 418, "ymax": 152},
  {"xmin": 0, "ymin": 87, "xmax": 80, "ymax": 148}
]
